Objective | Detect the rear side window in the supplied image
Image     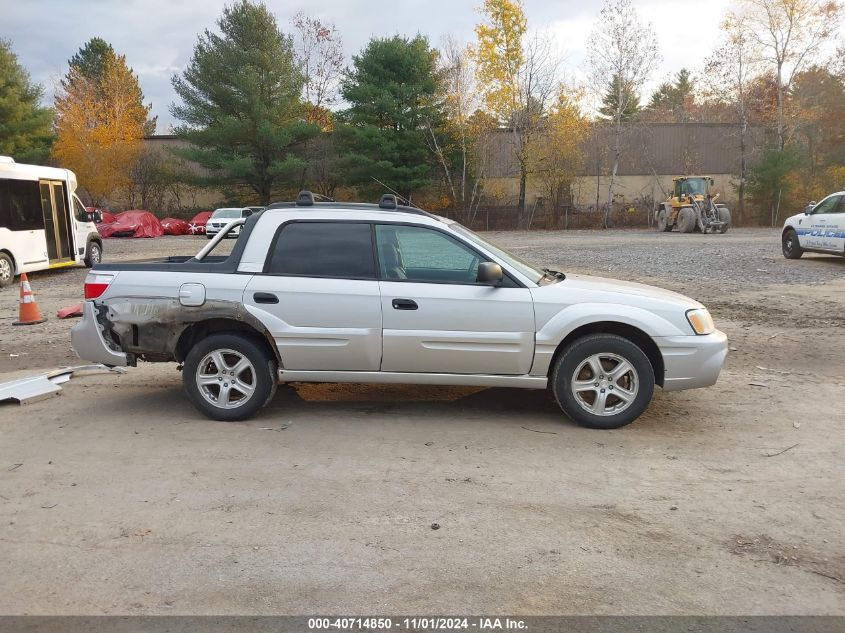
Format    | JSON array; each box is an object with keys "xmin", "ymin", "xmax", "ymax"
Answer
[
  {"xmin": 0, "ymin": 179, "xmax": 44, "ymax": 231},
  {"xmin": 267, "ymin": 222, "xmax": 376, "ymax": 279}
]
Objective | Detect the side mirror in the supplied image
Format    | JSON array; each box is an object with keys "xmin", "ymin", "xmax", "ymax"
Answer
[
  {"xmin": 805, "ymin": 201, "xmax": 816, "ymax": 215},
  {"xmin": 477, "ymin": 261, "xmax": 504, "ymax": 286},
  {"xmin": 243, "ymin": 209, "xmax": 253, "ymax": 217},
  {"xmin": 85, "ymin": 211, "xmax": 102, "ymax": 223}
]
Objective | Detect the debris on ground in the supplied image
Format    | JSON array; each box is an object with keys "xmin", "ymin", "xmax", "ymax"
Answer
[
  {"xmin": 259, "ymin": 422, "xmax": 290, "ymax": 431},
  {"xmin": 763, "ymin": 444, "xmax": 799, "ymax": 458},
  {"xmin": 522, "ymin": 426, "xmax": 558, "ymax": 434},
  {"xmin": 0, "ymin": 365, "xmax": 126, "ymax": 405},
  {"xmin": 56, "ymin": 304, "xmax": 84, "ymax": 319}
]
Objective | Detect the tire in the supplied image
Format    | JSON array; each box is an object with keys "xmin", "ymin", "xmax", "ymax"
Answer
[
  {"xmin": 782, "ymin": 228, "xmax": 804, "ymax": 259},
  {"xmin": 0, "ymin": 252, "xmax": 14, "ymax": 288},
  {"xmin": 84, "ymin": 240, "xmax": 102, "ymax": 267},
  {"xmin": 718, "ymin": 207, "xmax": 731, "ymax": 234},
  {"xmin": 207, "ymin": 234, "xmax": 214, "ymax": 240},
  {"xmin": 551, "ymin": 334, "xmax": 655, "ymax": 429},
  {"xmin": 656, "ymin": 208, "xmax": 670, "ymax": 232},
  {"xmin": 183, "ymin": 333, "xmax": 278, "ymax": 421},
  {"xmin": 677, "ymin": 207, "xmax": 696, "ymax": 233}
]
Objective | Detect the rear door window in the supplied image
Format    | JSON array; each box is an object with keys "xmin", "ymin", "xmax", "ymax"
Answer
[{"xmin": 266, "ymin": 222, "xmax": 376, "ymax": 279}]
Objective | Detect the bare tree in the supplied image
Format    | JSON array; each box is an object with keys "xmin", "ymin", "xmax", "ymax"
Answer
[
  {"xmin": 427, "ymin": 36, "xmax": 477, "ymax": 221},
  {"xmin": 703, "ymin": 13, "xmax": 764, "ymax": 222},
  {"xmin": 740, "ymin": 0, "xmax": 842, "ymax": 150},
  {"xmin": 510, "ymin": 32, "xmax": 559, "ymax": 228},
  {"xmin": 587, "ymin": 0, "xmax": 661, "ymax": 228},
  {"xmin": 291, "ymin": 12, "xmax": 344, "ymax": 115}
]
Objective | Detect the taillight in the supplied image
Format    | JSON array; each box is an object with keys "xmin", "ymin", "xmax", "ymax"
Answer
[{"xmin": 84, "ymin": 272, "xmax": 114, "ymax": 299}]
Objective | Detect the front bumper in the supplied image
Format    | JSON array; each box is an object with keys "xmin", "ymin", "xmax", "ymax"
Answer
[
  {"xmin": 70, "ymin": 302, "xmax": 128, "ymax": 367},
  {"xmin": 205, "ymin": 225, "xmax": 240, "ymax": 237},
  {"xmin": 656, "ymin": 329, "xmax": 728, "ymax": 391}
]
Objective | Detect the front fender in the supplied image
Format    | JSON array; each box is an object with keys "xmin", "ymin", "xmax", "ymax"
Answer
[{"xmin": 531, "ymin": 303, "xmax": 687, "ymax": 375}]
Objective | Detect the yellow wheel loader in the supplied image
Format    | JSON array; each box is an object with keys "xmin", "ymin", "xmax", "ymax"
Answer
[{"xmin": 655, "ymin": 176, "xmax": 731, "ymax": 234}]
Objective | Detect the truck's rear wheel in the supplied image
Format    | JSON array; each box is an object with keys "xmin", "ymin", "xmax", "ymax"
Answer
[
  {"xmin": 0, "ymin": 252, "xmax": 14, "ymax": 288},
  {"xmin": 718, "ymin": 207, "xmax": 731, "ymax": 233},
  {"xmin": 183, "ymin": 333, "xmax": 277, "ymax": 421},
  {"xmin": 551, "ymin": 334, "xmax": 655, "ymax": 429},
  {"xmin": 678, "ymin": 207, "xmax": 696, "ymax": 233}
]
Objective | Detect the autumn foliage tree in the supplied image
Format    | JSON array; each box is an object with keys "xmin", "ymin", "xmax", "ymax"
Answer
[
  {"xmin": 740, "ymin": 0, "xmax": 842, "ymax": 150},
  {"xmin": 474, "ymin": 0, "xmax": 559, "ymax": 227},
  {"xmin": 53, "ymin": 41, "xmax": 151, "ymax": 203},
  {"xmin": 530, "ymin": 88, "xmax": 589, "ymax": 227}
]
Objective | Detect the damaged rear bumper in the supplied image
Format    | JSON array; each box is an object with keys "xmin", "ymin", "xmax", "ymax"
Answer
[{"xmin": 70, "ymin": 302, "xmax": 129, "ymax": 367}]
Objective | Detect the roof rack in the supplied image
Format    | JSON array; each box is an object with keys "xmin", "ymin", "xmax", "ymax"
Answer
[
  {"xmin": 296, "ymin": 190, "xmax": 315, "ymax": 206},
  {"xmin": 265, "ymin": 191, "xmax": 439, "ymax": 220}
]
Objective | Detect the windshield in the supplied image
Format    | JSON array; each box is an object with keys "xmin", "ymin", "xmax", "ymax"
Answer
[
  {"xmin": 212, "ymin": 208, "xmax": 242, "ymax": 219},
  {"xmin": 449, "ymin": 222, "xmax": 546, "ymax": 283},
  {"xmin": 679, "ymin": 179, "xmax": 707, "ymax": 196}
]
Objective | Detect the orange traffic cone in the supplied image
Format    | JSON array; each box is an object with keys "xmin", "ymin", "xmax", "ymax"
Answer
[{"xmin": 13, "ymin": 273, "xmax": 47, "ymax": 326}]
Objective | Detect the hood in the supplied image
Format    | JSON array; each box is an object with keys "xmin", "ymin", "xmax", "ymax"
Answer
[
  {"xmin": 529, "ymin": 273, "xmax": 706, "ymax": 336},
  {"xmin": 556, "ymin": 274, "xmax": 703, "ymax": 308}
]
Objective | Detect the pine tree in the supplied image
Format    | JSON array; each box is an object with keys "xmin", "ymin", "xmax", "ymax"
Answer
[
  {"xmin": 598, "ymin": 74, "xmax": 640, "ymax": 122},
  {"xmin": 171, "ymin": 0, "xmax": 317, "ymax": 204},
  {"xmin": 0, "ymin": 39, "xmax": 53, "ymax": 163},
  {"xmin": 338, "ymin": 35, "xmax": 443, "ymax": 200}
]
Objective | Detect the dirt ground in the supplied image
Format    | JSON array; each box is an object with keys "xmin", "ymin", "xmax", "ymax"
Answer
[{"xmin": 0, "ymin": 228, "xmax": 843, "ymax": 615}]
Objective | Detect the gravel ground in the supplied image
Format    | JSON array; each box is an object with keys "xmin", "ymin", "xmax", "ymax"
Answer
[{"xmin": 490, "ymin": 228, "xmax": 845, "ymax": 294}]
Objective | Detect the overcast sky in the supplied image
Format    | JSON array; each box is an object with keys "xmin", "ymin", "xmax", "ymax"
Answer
[{"xmin": 2, "ymin": 0, "xmax": 732, "ymax": 132}]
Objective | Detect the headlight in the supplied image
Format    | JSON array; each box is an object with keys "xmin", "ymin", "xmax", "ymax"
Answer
[{"xmin": 686, "ymin": 308, "xmax": 715, "ymax": 335}]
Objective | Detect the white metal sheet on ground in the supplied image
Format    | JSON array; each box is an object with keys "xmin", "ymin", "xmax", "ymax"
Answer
[{"xmin": 0, "ymin": 364, "xmax": 126, "ymax": 405}]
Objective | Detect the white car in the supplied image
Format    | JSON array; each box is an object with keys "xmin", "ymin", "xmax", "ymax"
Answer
[
  {"xmin": 71, "ymin": 193, "xmax": 728, "ymax": 429},
  {"xmin": 205, "ymin": 206, "xmax": 263, "ymax": 239},
  {"xmin": 782, "ymin": 192, "xmax": 845, "ymax": 258}
]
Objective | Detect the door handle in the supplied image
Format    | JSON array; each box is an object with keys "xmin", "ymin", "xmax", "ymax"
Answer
[
  {"xmin": 392, "ymin": 298, "xmax": 418, "ymax": 310},
  {"xmin": 253, "ymin": 292, "xmax": 279, "ymax": 304}
]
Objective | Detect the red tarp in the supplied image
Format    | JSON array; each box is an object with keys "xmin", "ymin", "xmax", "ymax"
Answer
[
  {"xmin": 100, "ymin": 210, "xmax": 164, "ymax": 238},
  {"xmin": 188, "ymin": 211, "xmax": 213, "ymax": 235},
  {"xmin": 161, "ymin": 217, "xmax": 190, "ymax": 235}
]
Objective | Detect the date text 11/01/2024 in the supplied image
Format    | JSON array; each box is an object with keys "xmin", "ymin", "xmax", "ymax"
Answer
[{"xmin": 308, "ymin": 617, "xmax": 528, "ymax": 630}]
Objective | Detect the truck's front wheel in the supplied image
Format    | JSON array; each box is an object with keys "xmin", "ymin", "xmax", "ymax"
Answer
[
  {"xmin": 183, "ymin": 333, "xmax": 277, "ymax": 421},
  {"xmin": 84, "ymin": 240, "xmax": 102, "ymax": 267},
  {"xmin": 551, "ymin": 334, "xmax": 655, "ymax": 429}
]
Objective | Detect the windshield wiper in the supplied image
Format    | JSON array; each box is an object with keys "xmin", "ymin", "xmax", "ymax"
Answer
[{"xmin": 542, "ymin": 268, "xmax": 566, "ymax": 282}]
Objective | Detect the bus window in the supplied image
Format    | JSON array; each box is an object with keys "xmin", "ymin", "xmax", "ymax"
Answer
[{"xmin": 0, "ymin": 179, "xmax": 44, "ymax": 231}]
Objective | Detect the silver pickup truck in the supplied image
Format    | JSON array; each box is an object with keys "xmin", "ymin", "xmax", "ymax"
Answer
[{"xmin": 72, "ymin": 193, "xmax": 727, "ymax": 429}]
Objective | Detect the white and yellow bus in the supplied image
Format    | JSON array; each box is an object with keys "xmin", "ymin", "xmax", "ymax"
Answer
[{"xmin": 0, "ymin": 157, "xmax": 102, "ymax": 288}]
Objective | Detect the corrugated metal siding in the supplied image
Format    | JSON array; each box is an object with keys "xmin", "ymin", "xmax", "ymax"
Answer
[{"xmin": 486, "ymin": 123, "xmax": 768, "ymax": 178}]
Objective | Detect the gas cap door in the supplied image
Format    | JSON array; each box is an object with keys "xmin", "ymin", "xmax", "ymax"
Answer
[{"xmin": 179, "ymin": 283, "xmax": 206, "ymax": 306}]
